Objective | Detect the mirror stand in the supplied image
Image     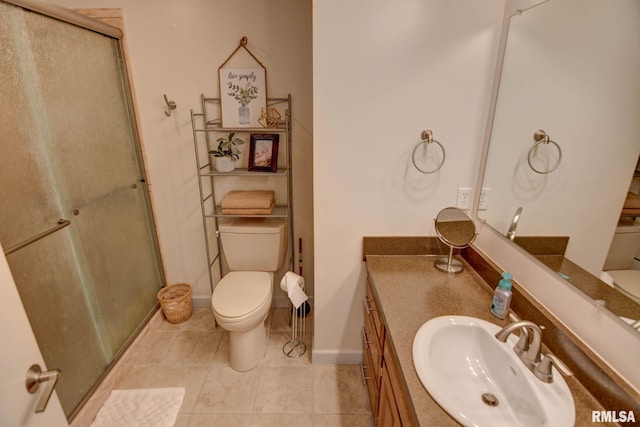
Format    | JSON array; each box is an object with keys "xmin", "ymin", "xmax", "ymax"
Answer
[{"xmin": 435, "ymin": 246, "xmax": 464, "ymax": 274}]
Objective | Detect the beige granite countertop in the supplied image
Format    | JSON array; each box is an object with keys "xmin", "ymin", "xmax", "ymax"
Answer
[
  {"xmin": 535, "ymin": 255, "xmax": 640, "ymax": 320},
  {"xmin": 365, "ymin": 254, "xmax": 615, "ymax": 426}
]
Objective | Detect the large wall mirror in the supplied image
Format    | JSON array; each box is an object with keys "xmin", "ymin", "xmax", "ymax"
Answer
[{"xmin": 478, "ymin": 0, "xmax": 640, "ymax": 331}]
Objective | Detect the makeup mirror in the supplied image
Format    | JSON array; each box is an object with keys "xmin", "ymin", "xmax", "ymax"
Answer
[{"xmin": 434, "ymin": 207, "xmax": 476, "ymax": 274}]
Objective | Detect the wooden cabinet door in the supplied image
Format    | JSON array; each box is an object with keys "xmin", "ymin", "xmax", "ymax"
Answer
[
  {"xmin": 384, "ymin": 341, "xmax": 416, "ymax": 425},
  {"xmin": 364, "ymin": 275, "xmax": 417, "ymax": 426},
  {"xmin": 362, "ymin": 341, "xmax": 379, "ymax": 420},
  {"xmin": 378, "ymin": 362, "xmax": 402, "ymax": 427}
]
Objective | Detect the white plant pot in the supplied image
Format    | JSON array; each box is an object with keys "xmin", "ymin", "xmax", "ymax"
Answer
[{"xmin": 214, "ymin": 156, "xmax": 235, "ymax": 172}]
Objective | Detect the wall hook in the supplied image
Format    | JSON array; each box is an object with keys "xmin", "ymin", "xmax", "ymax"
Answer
[{"xmin": 163, "ymin": 94, "xmax": 177, "ymax": 117}]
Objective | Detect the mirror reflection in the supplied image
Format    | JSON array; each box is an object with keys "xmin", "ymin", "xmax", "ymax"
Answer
[{"xmin": 478, "ymin": 0, "xmax": 640, "ymax": 327}]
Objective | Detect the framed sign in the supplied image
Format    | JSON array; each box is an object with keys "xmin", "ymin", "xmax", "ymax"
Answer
[
  {"xmin": 219, "ymin": 68, "xmax": 266, "ymax": 127},
  {"xmin": 248, "ymin": 134, "xmax": 279, "ymax": 172},
  {"xmin": 218, "ymin": 37, "xmax": 267, "ymax": 128}
]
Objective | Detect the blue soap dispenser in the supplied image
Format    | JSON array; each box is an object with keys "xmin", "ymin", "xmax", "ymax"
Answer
[{"xmin": 491, "ymin": 272, "xmax": 513, "ymax": 319}]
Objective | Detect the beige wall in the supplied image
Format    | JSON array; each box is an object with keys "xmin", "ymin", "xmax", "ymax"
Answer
[
  {"xmin": 52, "ymin": 0, "xmax": 314, "ymax": 305},
  {"xmin": 312, "ymin": 0, "xmax": 505, "ymax": 362}
]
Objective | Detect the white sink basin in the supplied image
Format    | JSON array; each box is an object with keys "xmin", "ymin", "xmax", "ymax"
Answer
[{"xmin": 412, "ymin": 316, "xmax": 574, "ymax": 427}]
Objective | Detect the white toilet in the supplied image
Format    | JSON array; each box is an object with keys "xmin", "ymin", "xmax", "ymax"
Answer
[
  {"xmin": 603, "ymin": 218, "xmax": 640, "ymax": 304},
  {"xmin": 211, "ymin": 217, "xmax": 287, "ymax": 371}
]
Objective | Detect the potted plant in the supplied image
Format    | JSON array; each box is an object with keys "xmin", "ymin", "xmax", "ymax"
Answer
[{"xmin": 209, "ymin": 132, "xmax": 245, "ymax": 172}]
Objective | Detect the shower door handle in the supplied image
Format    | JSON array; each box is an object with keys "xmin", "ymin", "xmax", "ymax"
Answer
[{"xmin": 25, "ymin": 364, "xmax": 61, "ymax": 413}]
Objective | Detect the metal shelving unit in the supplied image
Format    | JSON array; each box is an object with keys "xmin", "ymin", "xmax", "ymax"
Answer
[{"xmin": 190, "ymin": 94, "xmax": 293, "ymax": 292}]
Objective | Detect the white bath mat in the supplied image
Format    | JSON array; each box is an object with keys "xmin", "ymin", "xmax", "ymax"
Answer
[{"xmin": 91, "ymin": 387, "xmax": 185, "ymax": 427}]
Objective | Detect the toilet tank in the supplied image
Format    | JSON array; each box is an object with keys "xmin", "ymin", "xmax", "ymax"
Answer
[
  {"xmin": 603, "ymin": 218, "xmax": 640, "ymax": 270},
  {"xmin": 218, "ymin": 218, "xmax": 287, "ymax": 271}
]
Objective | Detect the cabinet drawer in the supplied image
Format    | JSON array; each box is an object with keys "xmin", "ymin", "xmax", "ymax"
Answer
[
  {"xmin": 363, "ymin": 309, "xmax": 382, "ymax": 383},
  {"xmin": 365, "ymin": 278, "xmax": 385, "ymax": 343},
  {"xmin": 361, "ymin": 338, "xmax": 379, "ymax": 419}
]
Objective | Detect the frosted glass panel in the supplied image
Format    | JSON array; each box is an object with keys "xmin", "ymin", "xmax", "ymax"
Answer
[
  {"xmin": 0, "ymin": 4, "xmax": 61, "ymax": 246},
  {"xmin": 7, "ymin": 233, "xmax": 109, "ymax": 414},
  {"xmin": 0, "ymin": 2, "xmax": 163, "ymax": 418},
  {"xmin": 73, "ymin": 187, "xmax": 161, "ymax": 350}
]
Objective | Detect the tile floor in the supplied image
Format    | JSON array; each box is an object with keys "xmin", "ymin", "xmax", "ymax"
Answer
[{"xmin": 72, "ymin": 307, "xmax": 374, "ymax": 427}]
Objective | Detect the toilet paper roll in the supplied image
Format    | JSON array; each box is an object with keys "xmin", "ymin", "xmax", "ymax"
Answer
[{"xmin": 280, "ymin": 271, "xmax": 308, "ymax": 309}]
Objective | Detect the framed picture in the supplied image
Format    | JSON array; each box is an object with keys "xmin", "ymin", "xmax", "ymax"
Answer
[
  {"xmin": 248, "ymin": 134, "xmax": 279, "ymax": 172},
  {"xmin": 219, "ymin": 68, "xmax": 267, "ymax": 128}
]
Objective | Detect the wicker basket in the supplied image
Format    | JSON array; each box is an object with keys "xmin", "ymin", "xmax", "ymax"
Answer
[{"xmin": 157, "ymin": 283, "xmax": 192, "ymax": 324}]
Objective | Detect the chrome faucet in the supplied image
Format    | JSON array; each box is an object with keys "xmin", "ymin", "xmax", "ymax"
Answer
[
  {"xmin": 534, "ymin": 353, "xmax": 573, "ymax": 383},
  {"xmin": 495, "ymin": 319, "xmax": 542, "ymax": 369},
  {"xmin": 506, "ymin": 206, "xmax": 523, "ymax": 241},
  {"xmin": 495, "ymin": 319, "xmax": 573, "ymax": 383}
]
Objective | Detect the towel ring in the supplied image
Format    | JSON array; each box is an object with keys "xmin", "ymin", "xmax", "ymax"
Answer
[
  {"xmin": 527, "ymin": 129, "xmax": 562, "ymax": 174},
  {"xmin": 412, "ymin": 130, "xmax": 446, "ymax": 174}
]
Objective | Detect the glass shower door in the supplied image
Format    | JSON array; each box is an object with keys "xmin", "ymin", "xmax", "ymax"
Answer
[{"xmin": 0, "ymin": 2, "xmax": 164, "ymax": 418}]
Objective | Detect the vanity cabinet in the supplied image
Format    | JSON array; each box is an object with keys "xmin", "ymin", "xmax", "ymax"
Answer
[
  {"xmin": 362, "ymin": 278, "xmax": 383, "ymax": 417},
  {"xmin": 362, "ymin": 278, "xmax": 415, "ymax": 426}
]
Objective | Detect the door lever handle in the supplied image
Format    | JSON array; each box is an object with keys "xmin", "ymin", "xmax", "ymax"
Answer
[{"xmin": 25, "ymin": 364, "xmax": 61, "ymax": 413}]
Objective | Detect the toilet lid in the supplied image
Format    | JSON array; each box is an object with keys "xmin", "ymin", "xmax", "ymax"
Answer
[
  {"xmin": 212, "ymin": 272, "xmax": 271, "ymax": 318},
  {"xmin": 608, "ymin": 270, "xmax": 640, "ymax": 302}
]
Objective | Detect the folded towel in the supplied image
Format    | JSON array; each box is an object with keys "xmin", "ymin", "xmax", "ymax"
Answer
[
  {"xmin": 622, "ymin": 208, "xmax": 640, "ymax": 216},
  {"xmin": 221, "ymin": 190, "xmax": 275, "ymax": 210},
  {"xmin": 280, "ymin": 271, "xmax": 308, "ymax": 309},
  {"xmin": 221, "ymin": 199, "xmax": 275, "ymax": 215},
  {"xmin": 623, "ymin": 192, "xmax": 640, "ymax": 208}
]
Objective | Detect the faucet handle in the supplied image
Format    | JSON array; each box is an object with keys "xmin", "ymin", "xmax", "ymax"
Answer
[{"xmin": 534, "ymin": 353, "xmax": 573, "ymax": 383}]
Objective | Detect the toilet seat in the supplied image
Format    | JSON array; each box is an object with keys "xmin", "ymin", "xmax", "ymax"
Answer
[
  {"xmin": 608, "ymin": 269, "xmax": 640, "ymax": 303},
  {"xmin": 211, "ymin": 271, "xmax": 272, "ymax": 322}
]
